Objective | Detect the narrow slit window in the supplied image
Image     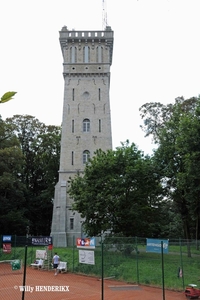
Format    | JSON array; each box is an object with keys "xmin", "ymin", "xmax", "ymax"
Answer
[
  {"xmin": 72, "ymin": 120, "xmax": 74, "ymax": 133},
  {"xmin": 98, "ymin": 88, "xmax": 101, "ymax": 101},
  {"xmin": 71, "ymin": 151, "xmax": 74, "ymax": 165},
  {"xmin": 72, "ymin": 88, "xmax": 75, "ymax": 101},
  {"xmin": 70, "ymin": 218, "xmax": 74, "ymax": 230},
  {"xmin": 99, "ymin": 119, "xmax": 101, "ymax": 132}
]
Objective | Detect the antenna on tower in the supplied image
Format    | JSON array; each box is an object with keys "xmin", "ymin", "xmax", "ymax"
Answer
[{"xmin": 102, "ymin": 0, "xmax": 108, "ymax": 30}]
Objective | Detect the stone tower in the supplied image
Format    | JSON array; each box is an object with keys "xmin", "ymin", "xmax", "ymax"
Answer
[{"xmin": 51, "ymin": 26, "xmax": 114, "ymax": 247}]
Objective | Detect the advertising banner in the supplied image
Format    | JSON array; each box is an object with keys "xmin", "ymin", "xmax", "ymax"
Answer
[
  {"xmin": 79, "ymin": 250, "xmax": 95, "ymax": 265},
  {"xmin": 36, "ymin": 250, "xmax": 47, "ymax": 259},
  {"xmin": 11, "ymin": 260, "xmax": 21, "ymax": 271},
  {"xmin": 146, "ymin": 238, "xmax": 169, "ymax": 254},
  {"xmin": 76, "ymin": 237, "xmax": 95, "ymax": 249},
  {"xmin": 2, "ymin": 235, "xmax": 11, "ymax": 242},
  {"xmin": 31, "ymin": 236, "xmax": 52, "ymax": 246},
  {"xmin": 3, "ymin": 243, "xmax": 11, "ymax": 253}
]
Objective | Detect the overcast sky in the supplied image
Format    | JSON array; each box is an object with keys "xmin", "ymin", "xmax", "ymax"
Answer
[{"xmin": 1, "ymin": 0, "xmax": 200, "ymax": 155}]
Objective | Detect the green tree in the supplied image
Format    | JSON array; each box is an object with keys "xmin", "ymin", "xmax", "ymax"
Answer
[
  {"xmin": 0, "ymin": 117, "xmax": 28, "ymax": 234},
  {"xmin": 140, "ymin": 96, "xmax": 200, "ymax": 254},
  {"xmin": 68, "ymin": 141, "xmax": 163, "ymax": 237},
  {"xmin": 175, "ymin": 104, "xmax": 200, "ymax": 244},
  {"xmin": 5, "ymin": 115, "xmax": 61, "ymax": 235}
]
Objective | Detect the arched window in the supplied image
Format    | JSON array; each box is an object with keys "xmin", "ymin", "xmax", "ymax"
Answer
[
  {"xmin": 83, "ymin": 150, "xmax": 90, "ymax": 164},
  {"xmin": 70, "ymin": 46, "xmax": 77, "ymax": 63},
  {"xmin": 83, "ymin": 119, "xmax": 90, "ymax": 132},
  {"xmin": 83, "ymin": 46, "xmax": 90, "ymax": 63}
]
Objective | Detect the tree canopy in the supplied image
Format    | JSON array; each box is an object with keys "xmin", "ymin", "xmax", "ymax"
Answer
[
  {"xmin": 68, "ymin": 141, "xmax": 164, "ymax": 237},
  {"xmin": 140, "ymin": 95, "xmax": 200, "ymax": 246},
  {"xmin": 0, "ymin": 115, "xmax": 61, "ymax": 235}
]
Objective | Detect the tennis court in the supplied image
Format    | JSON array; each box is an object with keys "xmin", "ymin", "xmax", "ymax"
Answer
[{"xmin": 0, "ymin": 265, "xmax": 184, "ymax": 300}]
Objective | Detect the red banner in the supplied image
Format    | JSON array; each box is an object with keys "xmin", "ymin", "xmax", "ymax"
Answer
[{"xmin": 3, "ymin": 243, "xmax": 11, "ymax": 253}]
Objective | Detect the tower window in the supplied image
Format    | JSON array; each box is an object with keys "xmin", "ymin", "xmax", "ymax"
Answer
[
  {"xmin": 71, "ymin": 151, "xmax": 74, "ymax": 165},
  {"xmin": 70, "ymin": 218, "xmax": 74, "ymax": 230},
  {"xmin": 83, "ymin": 119, "xmax": 90, "ymax": 132},
  {"xmin": 97, "ymin": 46, "xmax": 103, "ymax": 63},
  {"xmin": 83, "ymin": 46, "xmax": 90, "ymax": 63},
  {"xmin": 70, "ymin": 46, "xmax": 77, "ymax": 63},
  {"xmin": 98, "ymin": 88, "xmax": 101, "ymax": 101},
  {"xmin": 99, "ymin": 119, "xmax": 101, "ymax": 132},
  {"xmin": 72, "ymin": 120, "xmax": 74, "ymax": 133},
  {"xmin": 72, "ymin": 88, "xmax": 75, "ymax": 101},
  {"xmin": 83, "ymin": 150, "xmax": 90, "ymax": 164}
]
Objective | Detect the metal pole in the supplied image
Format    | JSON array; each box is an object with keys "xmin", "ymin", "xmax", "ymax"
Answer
[
  {"xmin": 22, "ymin": 245, "xmax": 28, "ymax": 300},
  {"xmin": 179, "ymin": 238, "xmax": 185, "ymax": 290},
  {"xmin": 161, "ymin": 241, "xmax": 165, "ymax": 300},
  {"xmin": 14, "ymin": 235, "xmax": 16, "ymax": 259},
  {"xmin": 101, "ymin": 237, "xmax": 104, "ymax": 300},
  {"xmin": 135, "ymin": 236, "xmax": 139, "ymax": 284},
  {"xmin": 73, "ymin": 236, "xmax": 75, "ymax": 273}
]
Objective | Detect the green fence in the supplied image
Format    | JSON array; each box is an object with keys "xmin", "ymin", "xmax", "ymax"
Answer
[
  {"xmin": 0, "ymin": 235, "xmax": 200, "ymax": 298},
  {"xmin": 67, "ymin": 236, "xmax": 200, "ymax": 291},
  {"xmin": 51, "ymin": 236, "xmax": 199, "ymax": 291}
]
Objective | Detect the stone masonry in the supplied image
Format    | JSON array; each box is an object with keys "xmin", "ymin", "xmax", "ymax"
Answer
[{"xmin": 51, "ymin": 26, "xmax": 114, "ymax": 247}]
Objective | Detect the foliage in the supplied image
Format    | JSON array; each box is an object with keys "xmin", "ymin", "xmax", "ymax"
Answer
[
  {"xmin": 68, "ymin": 141, "xmax": 164, "ymax": 237},
  {"xmin": 139, "ymin": 96, "xmax": 200, "ymax": 246},
  {"xmin": 0, "ymin": 115, "xmax": 61, "ymax": 235},
  {"xmin": 0, "ymin": 117, "xmax": 28, "ymax": 234},
  {"xmin": 0, "ymin": 92, "xmax": 17, "ymax": 104}
]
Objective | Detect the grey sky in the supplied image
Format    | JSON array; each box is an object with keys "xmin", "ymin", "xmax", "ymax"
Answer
[{"xmin": 1, "ymin": 0, "xmax": 200, "ymax": 154}]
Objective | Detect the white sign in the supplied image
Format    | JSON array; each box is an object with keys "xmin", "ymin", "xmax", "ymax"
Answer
[
  {"xmin": 36, "ymin": 250, "xmax": 47, "ymax": 259},
  {"xmin": 79, "ymin": 250, "xmax": 95, "ymax": 265}
]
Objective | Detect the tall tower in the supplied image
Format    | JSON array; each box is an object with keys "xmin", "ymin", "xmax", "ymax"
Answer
[{"xmin": 51, "ymin": 26, "xmax": 114, "ymax": 247}]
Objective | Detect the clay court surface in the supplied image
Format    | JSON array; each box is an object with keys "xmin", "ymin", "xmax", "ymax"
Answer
[{"xmin": 0, "ymin": 265, "xmax": 185, "ymax": 300}]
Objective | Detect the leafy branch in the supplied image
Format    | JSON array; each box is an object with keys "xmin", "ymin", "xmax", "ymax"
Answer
[{"xmin": 0, "ymin": 92, "xmax": 17, "ymax": 104}]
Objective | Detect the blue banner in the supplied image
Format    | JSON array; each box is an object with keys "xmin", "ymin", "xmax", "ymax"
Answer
[
  {"xmin": 146, "ymin": 238, "xmax": 169, "ymax": 253},
  {"xmin": 3, "ymin": 235, "xmax": 12, "ymax": 242}
]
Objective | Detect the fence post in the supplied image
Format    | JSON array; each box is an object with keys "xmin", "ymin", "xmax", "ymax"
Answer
[
  {"xmin": 73, "ymin": 235, "xmax": 75, "ymax": 273},
  {"xmin": 22, "ymin": 245, "xmax": 28, "ymax": 300},
  {"xmin": 101, "ymin": 236, "xmax": 104, "ymax": 300},
  {"xmin": 14, "ymin": 235, "xmax": 16, "ymax": 259},
  {"xmin": 161, "ymin": 241, "xmax": 165, "ymax": 300},
  {"xmin": 135, "ymin": 236, "xmax": 139, "ymax": 284},
  {"xmin": 179, "ymin": 238, "xmax": 185, "ymax": 290}
]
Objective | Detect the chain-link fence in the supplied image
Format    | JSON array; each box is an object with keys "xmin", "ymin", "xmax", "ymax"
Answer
[{"xmin": 0, "ymin": 235, "xmax": 200, "ymax": 299}]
